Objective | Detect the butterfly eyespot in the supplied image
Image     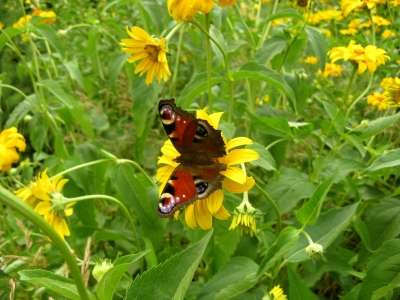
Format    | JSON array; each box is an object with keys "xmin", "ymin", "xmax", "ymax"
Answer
[
  {"xmin": 196, "ymin": 182, "xmax": 208, "ymax": 194},
  {"xmin": 196, "ymin": 124, "xmax": 208, "ymax": 137},
  {"xmin": 160, "ymin": 105, "xmax": 176, "ymax": 125}
]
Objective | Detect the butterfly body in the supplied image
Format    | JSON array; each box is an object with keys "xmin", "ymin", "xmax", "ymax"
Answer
[{"xmin": 158, "ymin": 99, "xmax": 226, "ymax": 218}]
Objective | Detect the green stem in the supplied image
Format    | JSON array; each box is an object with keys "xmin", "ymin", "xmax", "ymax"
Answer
[
  {"xmin": 257, "ymin": 0, "xmax": 279, "ymax": 49},
  {"xmin": 0, "ymin": 84, "xmax": 38, "ymax": 108},
  {"xmin": 52, "ymin": 159, "xmax": 110, "ymax": 179},
  {"xmin": 254, "ymin": 183, "xmax": 281, "ymax": 233},
  {"xmin": 234, "ymin": 4, "xmax": 256, "ymax": 48},
  {"xmin": 165, "ymin": 22, "xmax": 185, "ymax": 42},
  {"xmin": 44, "ymin": 40, "xmax": 59, "ymax": 78},
  {"xmin": 345, "ymin": 73, "xmax": 374, "ymax": 120},
  {"xmin": 205, "ymin": 13, "xmax": 213, "ymax": 112},
  {"xmin": 118, "ymin": 159, "xmax": 155, "ymax": 186},
  {"xmin": 64, "ymin": 195, "xmax": 141, "ymax": 253},
  {"xmin": 367, "ymin": 9, "xmax": 375, "ymax": 46},
  {"xmin": 170, "ymin": 24, "xmax": 185, "ymax": 96},
  {"xmin": 342, "ymin": 64, "xmax": 358, "ymax": 107},
  {"xmin": 265, "ymin": 138, "xmax": 286, "ymax": 150},
  {"xmin": 0, "ymin": 204, "xmax": 17, "ymax": 253},
  {"xmin": 0, "ymin": 186, "xmax": 90, "ymax": 300}
]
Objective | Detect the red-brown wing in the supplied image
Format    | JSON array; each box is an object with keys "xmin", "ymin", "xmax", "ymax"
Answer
[
  {"xmin": 158, "ymin": 99, "xmax": 226, "ymax": 158},
  {"xmin": 158, "ymin": 163, "xmax": 226, "ymax": 218}
]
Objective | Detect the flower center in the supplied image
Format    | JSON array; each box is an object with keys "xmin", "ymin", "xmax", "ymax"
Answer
[
  {"xmin": 145, "ymin": 45, "xmax": 161, "ymax": 62},
  {"xmin": 395, "ymin": 89, "xmax": 400, "ymax": 104}
]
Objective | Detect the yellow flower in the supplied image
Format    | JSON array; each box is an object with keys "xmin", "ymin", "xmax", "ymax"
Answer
[
  {"xmin": 32, "ymin": 169, "xmax": 72, "ymax": 240},
  {"xmin": 14, "ymin": 185, "xmax": 39, "ymax": 208},
  {"xmin": 229, "ymin": 201, "xmax": 258, "ymax": 236},
  {"xmin": 272, "ymin": 18, "xmax": 291, "ymax": 26},
  {"xmin": 381, "ymin": 77, "xmax": 397, "ymax": 89},
  {"xmin": 157, "ymin": 108, "xmax": 259, "ymax": 230},
  {"xmin": 218, "ymin": 0, "xmax": 238, "ymax": 7},
  {"xmin": 339, "ymin": 19, "xmax": 360, "ymax": 35},
  {"xmin": 382, "ymin": 77, "xmax": 400, "ymax": 107},
  {"xmin": 0, "ymin": 22, "xmax": 4, "ymax": 30},
  {"xmin": 318, "ymin": 63, "xmax": 344, "ymax": 78},
  {"xmin": 390, "ymin": 0, "xmax": 400, "ymax": 6},
  {"xmin": 307, "ymin": 9, "xmax": 343, "ymax": 25},
  {"xmin": 0, "ymin": 127, "xmax": 26, "ymax": 172},
  {"xmin": 194, "ymin": 0, "xmax": 216, "ymax": 13},
  {"xmin": 269, "ymin": 285, "xmax": 288, "ymax": 300},
  {"xmin": 381, "ymin": 29, "xmax": 396, "ymax": 39},
  {"xmin": 341, "ymin": 0, "xmax": 386, "ymax": 17},
  {"xmin": 294, "ymin": 0, "xmax": 310, "ymax": 11},
  {"xmin": 168, "ymin": 0, "xmax": 197, "ymax": 21},
  {"xmin": 33, "ymin": 9, "xmax": 57, "ymax": 24},
  {"xmin": 13, "ymin": 15, "xmax": 32, "ymax": 29},
  {"xmin": 367, "ymin": 92, "xmax": 388, "ymax": 110},
  {"xmin": 322, "ymin": 29, "xmax": 332, "ymax": 37},
  {"xmin": 372, "ymin": 15, "xmax": 391, "ymax": 26},
  {"xmin": 121, "ymin": 26, "xmax": 171, "ymax": 85},
  {"xmin": 328, "ymin": 40, "xmax": 390, "ymax": 74},
  {"xmin": 304, "ymin": 56, "xmax": 319, "ymax": 64}
]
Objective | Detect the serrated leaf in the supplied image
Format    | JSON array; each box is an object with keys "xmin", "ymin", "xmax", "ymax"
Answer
[
  {"xmin": 365, "ymin": 198, "xmax": 400, "ymax": 250},
  {"xmin": 358, "ymin": 239, "xmax": 400, "ymax": 300},
  {"xmin": 97, "ymin": 251, "xmax": 149, "ymax": 300},
  {"xmin": 287, "ymin": 203, "xmax": 358, "ymax": 262},
  {"xmin": 179, "ymin": 72, "xmax": 225, "ymax": 107},
  {"xmin": 19, "ymin": 270, "xmax": 96, "ymax": 300},
  {"xmin": 37, "ymin": 79, "xmax": 73, "ymax": 108},
  {"xmin": 64, "ymin": 60, "xmax": 84, "ymax": 88},
  {"xmin": 233, "ymin": 62, "xmax": 295, "ymax": 102},
  {"xmin": 256, "ymin": 36, "xmax": 287, "ymax": 64},
  {"xmin": 288, "ymin": 268, "xmax": 317, "ymax": 300},
  {"xmin": 0, "ymin": 27, "xmax": 22, "ymax": 52},
  {"xmin": 352, "ymin": 113, "xmax": 400, "ymax": 140},
  {"xmin": 247, "ymin": 142, "xmax": 276, "ymax": 171},
  {"xmin": 247, "ymin": 111, "xmax": 293, "ymax": 138},
  {"xmin": 5, "ymin": 100, "xmax": 33, "ymax": 128},
  {"xmin": 257, "ymin": 226, "xmax": 299, "ymax": 277},
  {"xmin": 305, "ymin": 26, "xmax": 326, "ymax": 71},
  {"xmin": 198, "ymin": 257, "xmax": 258, "ymax": 300},
  {"xmin": 297, "ymin": 170, "xmax": 337, "ymax": 226},
  {"xmin": 126, "ymin": 230, "xmax": 213, "ymax": 300},
  {"xmin": 365, "ymin": 149, "xmax": 400, "ymax": 173},
  {"xmin": 35, "ymin": 24, "xmax": 65, "ymax": 58}
]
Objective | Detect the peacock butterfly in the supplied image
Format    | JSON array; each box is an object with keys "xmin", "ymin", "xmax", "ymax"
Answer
[{"xmin": 158, "ymin": 99, "xmax": 227, "ymax": 218}]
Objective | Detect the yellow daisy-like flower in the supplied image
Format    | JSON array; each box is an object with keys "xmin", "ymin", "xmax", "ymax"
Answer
[
  {"xmin": 229, "ymin": 202, "xmax": 258, "ymax": 236},
  {"xmin": 219, "ymin": 0, "xmax": 238, "ymax": 7},
  {"xmin": 318, "ymin": 63, "xmax": 344, "ymax": 78},
  {"xmin": 391, "ymin": 0, "xmax": 400, "ymax": 6},
  {"xmin": 303, "ymin": 56, "xmax": 318, "ymax": 64},
  {"xmin": 328, "ymin": 40, "xmax": 390, "ymax": 74},
  {"xmin": 339, "ymin": 19, "xmax": 360, "ymax": 35},
  {"xmin": 157, "ymin": 108, "xmax": 259, "ymax": 230},
  {"xmin": 120, "ymin": 26, "xmax": 171, "ymax": 85},
  {"xmin": 194, "ymin": 0, "xmax": 216, "ymax": 13},
  {"xmin": 341, "ymin": 0, "xmax": 385, "ymax": 17},
  {"xmin": 13, "ymin": 15, "xmax": 32, "ymax": 29},
  {"xmin": 14, "ymin": 185, "xmax": 39, "ymax": 209},
  {"xmin": 382, "ymin": 77, "xmax": 400, "ymax": 107},
  {"xmin": 381, "ymin": 29, "xmax": 396, "ymax": 39},
  {"xmin": 33, "ymin": 9, "xmax": 57, "ymax": 24},
  {"xmin": 0, "ymin": 127, "xmax": 26, "ymax": 172},
  {"xmin": 294, "ymin": 0, "xmax": 310, "ymax": 11},
  {"xmin": 269, "ymin": 285, "xmax": 288, "ymax": 300},
  {"xmin": 381, "ymin": 77, "xmax": 397, "ymax": 89},
  {"xmin": 168, "ymin": 0, "xmax": 197, "ymax": 21},
  {"xmin": 367, "ymin": 92, "xmax": 388, "ymax": 110}
]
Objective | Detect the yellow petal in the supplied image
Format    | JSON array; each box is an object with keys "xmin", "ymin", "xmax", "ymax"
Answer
[
  {"xmin": 157, "ymin": 154, "xmax": 179, "ymax": 166},
  {"xmin": 220, "ymin": 167, "xmax": 246, "ymax": 184},
  {"xmin": 226, "ymin": 137, "xmax": 253, "ymax": 151},
  {"xmin": 220, "ymin": 149, "xmax": 259, "ymax": 165},
  {"xmin": 35, "ymin": 201, "xmax": 51, "ymax": 215},
  {"xmin": 195, "ymin": 201, "xmax": 212, "ymax": 230},
  {"xmin": 157, "ymin": 165, "xmax": 175, "ymax": 182},
  {"xmin": 161, "ymin": 140, "xmax": 180, "ymax": 158},
  {"xmin": 223, "ymin": 176, "xmax": 255, "ymax": 193},
  {"xmin": 196, "ymin": 109, "xmax": 218, "ymax": 129},
  {"xmin": 206, "ymin": 190, "xmax": 224, "ymax": 214},
  {"xmin": 185, "ymin": 204, "xmax": 197, "ymax": 229},
  {"xmin": 208, "ymin": 112, "xmax": 224, "ymax": 129},
  {"xmin": 214, "ymin": 204, "xmax": 231, "ymax": 220}
]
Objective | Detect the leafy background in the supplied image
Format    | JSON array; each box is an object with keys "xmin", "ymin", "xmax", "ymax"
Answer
[{"xmin": 1, "ymin": 0, "xmax": 400, "ymax": 299}]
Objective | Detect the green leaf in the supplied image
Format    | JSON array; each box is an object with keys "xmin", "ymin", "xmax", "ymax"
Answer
[
  {"xmin": 257, "ymin": 226, "xmax": 299, "ymax": 277},
  {"xmin": 296, "ymin": 170, "xmax": 337, "ymax": 226},
  {"xmin": 342, "ymin": 133, "xmax": 366, "ymax": 157},
  {"xmin": 198, "ymin": 257, "xmax": 258, "ymax": 300},
  {"xmin": 179, "ymin": 72, "xmax": 225, "ymax": 107},
  {"xmin": 266, "ymin": 8, "xmax": 302, "ymax": 23},
  {"xmin": 19, "ymin": 269, "xmax": 96, "ymax": 300},
  {"xmin": 64, "ymin": 60, "xmax": 84, "ymax": 89},
  {"xmin": 358, "ymin": 239, "xmax": 400, "ymax": 300},
  {"xmin": 108, "ymin": 53, "xmax": 129, "ymax": 94},
  {"xmin": 35, "ymin": 24, "xmax": 65, "ymax": 58},
  {"xmin": 143, "ymin": 237, "xmax": 158, "ymax": 269},
  {"xmin": 140, "ymin": 0, "xmax": 164, "ymax": 34},
  {"xmin": 248, "ymin": 142, "xmax": 276, "ymax": 171},
  {"xmin": 97, "ymin": 251, "xmax": 149, "ymax": 300},
  {"xmin": 37, "ymin": 79, "xmax": 73, "ymax": 108},
  {"xmin": 233, "ymin": 62, "xmax": 295, "ymax": 102},
  {"xmin": 210, "ymin": 26, "xmax": 227, "ymax": 63},
  {"xmin": 109, "ymin": 164, "xmax": 164, "ymax": 249},
  {"xmin": 247, "ymin": 111, "xmax": 292, "ymax": 138},
  {"xmin": 305, "ymin": 26, "xmax": 326, "ymax": 71},
  {"xmin": 288, "ymin": 267, "xmax": 318, "ymax": 300},
  {"xmin": 126, "ymin": 230, "xmax": 213, "ymax": 300},
  {"xmin": 256, "ymin": 36, "xmax": 287, "ymax": 65},
  {"xmin": 365, "ymin": 148, "xmax": 400, "ymax": 173},
  {"xmin": 87, "ymin": 31, "xmax": 104, "ymax": 80},
  {"xmin": 0, "ymin": 27, "xmax": 22, "ymax": 52},
  {"xmin": 287, "ymin": 203, "xmax": 358, "ymax": 262},
  {"xmin": 322, "ymin": 101, "xmax": 344, "ymax": 134},
  {"xmin": 353, "ymin": 217, "xmax": 373, "ymax": 252},
  {"xmin": 352, "ymin": 113, "xmax": 400, "ymax": 140},
  {"xmin": 5, "ymin": 100, "xmax": 33, "ymax": 128},
  {"xmin": 365, "ymin": 198, "xmax": 400, "ymax": 250}
]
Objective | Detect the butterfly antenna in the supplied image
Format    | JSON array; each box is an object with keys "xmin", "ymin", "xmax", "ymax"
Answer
[{"xmin": 155, "ymin": 164, "xmax": 175, "ymax": 185}]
